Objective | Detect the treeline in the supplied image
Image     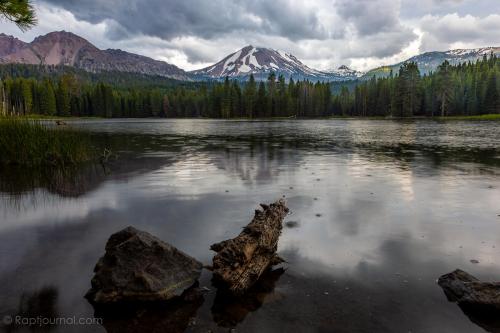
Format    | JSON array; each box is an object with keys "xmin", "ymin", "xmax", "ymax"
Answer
[
  {"xmin": 0, "ymin": 64, "xmax": 187, "ymax": 89},
  {"xmin": 337, "ymin": 54, "xmax": 500, "ymax": 117},
  {"xmin": 0, "ymin": 55, "xmax": 499, "ymax": 118},
  {"xmin": 0, "ymin": 71, "xmax": 332, "ymax": 118}
]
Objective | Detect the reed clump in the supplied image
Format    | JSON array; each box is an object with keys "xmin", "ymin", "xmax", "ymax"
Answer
[{"xmin": 0, "ymin": 118, "xmax": 94, "ymax": 168}]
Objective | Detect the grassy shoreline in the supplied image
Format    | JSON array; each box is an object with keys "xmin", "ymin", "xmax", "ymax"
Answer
[
  {"xmin": 0, "ymin": 118, "xmax": 95, "ymax": 168},
  {"xmin": 19, "ymin": 114, "xmax": 103, "ymax": 121},
  {"xmin": 433, "ymin": 114, "xmax": 500, "ymax": 121},
  {"xmin": 17, "ymin": 114, "xmax": 500, "ymax": 121}
]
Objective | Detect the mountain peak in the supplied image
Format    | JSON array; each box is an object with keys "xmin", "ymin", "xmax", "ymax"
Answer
[
  {"xmin": 190, "ymin": 43, "xmax": 367, "ymax": 82},
  {"xmin": 0, "ymin": 34, "xmax": 28, "ymax": 57},
  {"xmin": 33, "ymin": 30, "xmax": 93, "ymax": 45},
  {"xmin": 0, "ymin": 30, "xmax": 189, "ymax": 80},
  {"xmin": 325, "ymin": 65, "xmax": 364, "ymax": 79},
  {"xmin": 191, "ymin": 45, "xmax": 342, "ymax": 81}
]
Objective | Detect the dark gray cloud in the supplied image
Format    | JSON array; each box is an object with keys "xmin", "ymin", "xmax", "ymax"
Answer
[
  {"xmin": 336, "ymin": 0, "xmax": 402, "ymax": 36},
  {"xmin": 334, "ymin": 0, "xmax": 417, "ymax": 58},
  {"xmin": 41, "ymin": 0, "xmax": 331, "ymax": 41}
]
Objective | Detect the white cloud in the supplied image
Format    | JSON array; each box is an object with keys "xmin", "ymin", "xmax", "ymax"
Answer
[{"xmin": 419, "ymin": 13, "xmax": 500, "ymax": 52}]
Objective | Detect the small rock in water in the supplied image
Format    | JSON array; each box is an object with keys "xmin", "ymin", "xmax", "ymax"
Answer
[
  {"xmin": 313, "ymin": 197, "xmax": 318, "ymax": 201},
  {"xmin": 470, "ymin": 259, "xmax": 480, "ymax": 264},
  {"xmin": 285, "ymin": 221, "xmax": 299, "ymax": 228},
  {"xmin": 315, "ymin": 213, "xmax": 322, "ymax": 217},
  {"xmin": 438, "ymin": 269, "xmax": 500, "ymax": 308}
]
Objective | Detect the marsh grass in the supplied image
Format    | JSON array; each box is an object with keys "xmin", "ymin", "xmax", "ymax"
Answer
[
  {"xmin": 0, "ymin": 118, "xmax": 94, "ymax": 168},
  {"xmin": 436, "ymin": 114, "xmax": 500, "ymax": 121}
]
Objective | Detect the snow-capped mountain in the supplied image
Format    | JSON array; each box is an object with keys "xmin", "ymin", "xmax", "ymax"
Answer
[
  {"xmin": 364, "ymin": 46, "xmax": 500, "ymax": 79},
  {"xmin": 191, "ymin": 45, "xmax": 361, "ymax": 82}
]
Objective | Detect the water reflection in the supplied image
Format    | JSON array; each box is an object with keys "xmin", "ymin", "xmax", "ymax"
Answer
[
  {"xmin": 0, "ymin": 119, "xmax": 499, "ymax": 332},
  {"xmin": 3, "ymin": 286, "xmax": 59, "ymax": 332},
  {"xmin": 455, "ymin": 304, "xmax": 500, "ymax": 333},
  {"xmin": 211, "ymin": 268, "xmax": 285, "ymax": 327},
  {"xmin": 92, "ymin": 286, "xmax": 204, "ymax": 333},
  {"xmin": 0, "ymin": 165, "xmax": 106, "ymax": 198}
]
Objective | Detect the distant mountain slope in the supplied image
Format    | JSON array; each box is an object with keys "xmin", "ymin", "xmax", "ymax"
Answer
[
  {"xmin": 325, "ymin": 65, "xmax": 364, "ymax": 80},
  {"xmin": 364, "ymin": 47, "xmax": 500, "ymax": 79},
  {"xmin": 0, "ymin": 31, "xmax": 190, "ymax": 80},
  {"xmin": 191, "ymin": 45, "xmax": 361, "ymax": 82}
]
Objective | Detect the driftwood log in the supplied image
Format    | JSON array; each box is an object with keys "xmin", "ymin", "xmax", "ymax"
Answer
[{"xmin": 210, "ymin": 199, "xmax": 289, "ymax": 294}]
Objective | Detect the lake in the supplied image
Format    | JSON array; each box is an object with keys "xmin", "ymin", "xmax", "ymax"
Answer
[{"xmin": 1, "ymin": 119, "xmax": 500, "ymax": 332}]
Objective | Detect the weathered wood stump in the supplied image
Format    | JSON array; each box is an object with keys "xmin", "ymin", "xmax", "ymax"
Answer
[{"xmin": 210, "ymin": 199, "xmax": 289, "ymax": 294}]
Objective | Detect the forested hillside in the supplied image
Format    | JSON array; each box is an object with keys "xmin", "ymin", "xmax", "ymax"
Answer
[{"xmin": 0, "ymin": 54, "xmax": 498, "ymax": 118}]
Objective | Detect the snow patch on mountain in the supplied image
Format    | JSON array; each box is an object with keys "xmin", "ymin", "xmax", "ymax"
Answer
[
  {"xmin": 326, "ymin": 65, "xmax": 364, "ymax": 78},
  {"xmin": 191, "ymin": 46, "xmax": 361, "ymax": 82},
  {"xmin": 364, "ymin": 46, "xmax": 500, "ymax": 79}
]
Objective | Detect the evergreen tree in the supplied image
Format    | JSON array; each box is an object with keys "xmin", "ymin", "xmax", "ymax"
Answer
[
  {"xmin": 437, "ymin": 60, "xmax": 453, "ymax": 116},
  {"xmin": 0, "ymin": 0, "xmax": 36, "ymax": 31},
  {"xmin": 256, "ymin": 81, "xmax": 266, "ymax": 118},
  {"xmin": 56, "ymin": 78, "xmax": 70, "ymax": 116},
  {"xmin": 243, "ymin": 74, "xmax": 257, "ymax": 118},
  {"xmin": 484, "ymin": 71, "xmax": 499, "ymax": 114},
  {"xmin": 396, "ymin": 62, "xmax": 421, "ymax": 117},
  {"xmin": 39, "ymin": 79, "xmax": 56, "ymax": 115}
]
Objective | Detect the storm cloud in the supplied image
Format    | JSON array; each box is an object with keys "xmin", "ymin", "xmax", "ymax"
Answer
[
  {"xmin": 0, "ymin": 0, "xmax": 499, "ymax": 72},
  {"xmin": 40, "ymin": 0, "xmax": 332, "ymax": 41}
]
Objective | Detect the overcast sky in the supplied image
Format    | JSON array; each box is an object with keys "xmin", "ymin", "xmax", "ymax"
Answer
[{"xmin": 1, "ymin": 0, "xmax": 499, "ymax": 71}]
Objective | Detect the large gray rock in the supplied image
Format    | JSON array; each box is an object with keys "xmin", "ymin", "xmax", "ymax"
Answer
[
  {"xmin": 438, "ymin": 269, "xmax": 500, "ymax": 308},
  {"xmin": 86, "ymin": 226, "xmax": 202, "ymax": 303}
]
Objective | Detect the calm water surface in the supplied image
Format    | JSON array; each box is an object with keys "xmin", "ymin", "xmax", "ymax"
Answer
[{"xmin": 1, "ymin": 119, "xmax": 500, "ymax": 332}]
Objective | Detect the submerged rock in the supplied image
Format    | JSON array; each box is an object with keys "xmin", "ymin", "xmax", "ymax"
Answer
[
  {"xmin": 438, "ymin": 269, "xmax": 500, "ymax": 308},
  {"xmin": 86, "ymin": 226, "xmax": 202, "ymax": 303}
]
